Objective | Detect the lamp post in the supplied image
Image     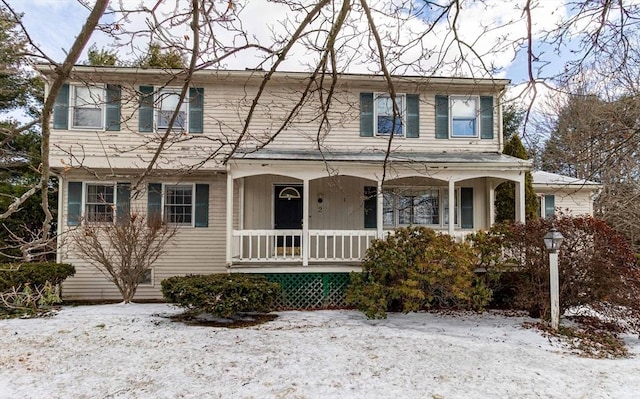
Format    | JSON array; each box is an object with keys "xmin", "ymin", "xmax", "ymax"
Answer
[{"xmin": 543, "ymin": 227, "xmax": 564, "ymax": 330}]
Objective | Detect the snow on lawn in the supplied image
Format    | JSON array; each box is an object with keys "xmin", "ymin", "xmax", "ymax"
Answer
[{"xmin": 1, "ymin": 304, "xmax": 639, "ymax": 399}]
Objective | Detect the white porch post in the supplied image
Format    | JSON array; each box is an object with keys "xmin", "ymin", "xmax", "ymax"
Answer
[
  {"xmin": 225, "ymin": 171, "xmax": 234, "ymax": 266},
  {"xmin": 487, "ymin": 179, "xmax": 496, "ymax": 226},
  {"xmin": 302, "ymin": 178, "xmax": 310, "ymax": 266},
  {"xmin": 448, "ymin": 180, "xmax": 455, "ymax": 236},
  {"xmin": 376, "ymin": 179, "xmax": 384, "ymax": 239},
  {"xmin": 238, "ymin": 178, "xmax": 245, "ymax": 229},
  {"xmin": 515, "ymin": 175, "xmax": 526, "ymax": 222}
]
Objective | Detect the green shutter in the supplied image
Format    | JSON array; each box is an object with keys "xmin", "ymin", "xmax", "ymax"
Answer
[
  {"xmin": 189, "ymin": 87, "xmax": 204, "ymax": 134},
  {"xmin": 53, "ymin": 84, "xmax": 70, "ymax": 130},
  {"xmin": 480, "ymin": 96, "xmax": 494, "ymax": 139},
  {"xmin": 360, "ymin": 93, "xmax": 374, "ymax": 137},
  {"xmin": 116, "ymin": 183, "xmax": 131, "ymax": 224},
  {"xmin": 461, "ymin": 187, "xmax": 474, "ymax": 229},
  {"xmin": 67, "ymin": 181, "xmax": 82, "ymax": 226},
  {"xmin": 194, "ymin": 184, "xmax": 209, "ymax": 227},
  {"xmin": 364, "ymin": 186, "xmax": 377, "ymax": 229},
  {"xmin": 435, "ymin": 95, "xmax": 449, "ymax": 139},
  {"xmin": 406, "ymin": 94, "xmax": 419, "ymax": 138},
  {"xmin": 106, "ymin": 84, "xmax": 121, "ymax": 131},
  {"xmin": 147, "ymin": 183, "xmax": 162, "ymax": 225},
  {"xmin": 544, "ymin": 195, "xmax": 555, "ymax": 219},
  {"xmin": 139, "ymin": 86, "xmax": 154, "ymax": 132}
]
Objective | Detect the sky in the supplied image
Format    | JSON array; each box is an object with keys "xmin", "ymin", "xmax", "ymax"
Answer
[
  {"xmin": 1, "ymin": 303, "xmax": 639, "ymax": 398},
  {"xmin": 5, "ymin": 0, "xmax": 606, "ymax": 124},
  {"xmin": 7, "ymin": 0, "xmax": 571, "ymax": 80}
]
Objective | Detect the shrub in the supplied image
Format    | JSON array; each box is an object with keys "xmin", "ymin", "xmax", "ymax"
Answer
[
  {"xmin": 0, "ymin": 262, "xmax": 75, "ymax": 292},
  {"xmin": 346, "ymin": 227, "xmax": 491, "ymax": 319},
  {"xmin": 470, "ymin": 215, "xmax": 640, "ymax": 331},
  {"xmin": 161, "ymin": 273, "xmax": 281, "ymax": 318},
  {"xmin": 0, "ymin": 262, "xmax": 75, "ymax": 315}
]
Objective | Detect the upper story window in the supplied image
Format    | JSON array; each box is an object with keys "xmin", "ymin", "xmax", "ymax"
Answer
[
  {"xmin": 376, "ymin": 95, "xmax": 405, "ymax": 136},
  {"xmin": 360, "ymin": 93, "xmax": 419, "ymax": 138},
  {"xmin": 72, "ymin": 86, "xmax": 104, "ymax": 129},
  {"xmin": 138, "ymin": 86, "xmax": 204, "ymax": 134},
  {"xmin": 53, "ymin": 83, "xmax": 121, "ymax": 131},
  {"xmin": 450, "ymin": 96, "xmax": 478, "ymax": 137},
  {"xmin": 157, "ymin": 89, "xmax": 188, "ymax": 131},
  {"xmin": 435, "ymin": 95, "xmax": 494, "ymax": 140}
]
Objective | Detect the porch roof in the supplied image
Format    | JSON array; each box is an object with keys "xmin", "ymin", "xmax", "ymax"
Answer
[{"xmin": 231, "ymin": 149, "xmax": 531, "ymax": 166}]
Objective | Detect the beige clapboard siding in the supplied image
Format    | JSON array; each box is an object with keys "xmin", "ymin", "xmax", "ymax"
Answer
[
  {"xmin": 49, "ymin": 77, "xmax": 502, "ymax": 171},
  {"xmin": 59, "ymin": 174, "xmax": 227, "ymax": 301},
  {"xmin": 537, "ymin": 188, "xmax": 594, "ymax": 216}
]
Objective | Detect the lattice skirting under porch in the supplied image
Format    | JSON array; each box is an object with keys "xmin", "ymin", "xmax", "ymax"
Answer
[{"xmin": 261, "ymin": 273, "xmax": 351, "ymax": 310}]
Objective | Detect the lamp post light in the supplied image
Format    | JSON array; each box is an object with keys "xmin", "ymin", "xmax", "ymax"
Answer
[{"xmin": 543, "ymin": 227, "xmax": 564, "ymax": 330}]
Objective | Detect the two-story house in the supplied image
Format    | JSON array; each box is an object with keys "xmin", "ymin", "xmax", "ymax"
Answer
[{"xmin": 37, "ymin": 65, "xmax": 531, "ymax": 303}]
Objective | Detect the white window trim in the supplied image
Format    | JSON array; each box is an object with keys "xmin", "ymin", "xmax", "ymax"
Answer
[
  {"xmin": 82, "ymin": 181, "xmax": 118, "ymax": 224},
  {"xmin": 374, "ymin": 93, "xmax": 406, "ymax": 137},
  {"xmin": 449, "ymin": 95, "xmax": 479, "ymax": 138},
  {"xmin": 162, "ymin": 182, "xmax": 196, "ymax": 227},
  {"xmin": 383, "ymin": 186, "xmax": 460, "ymax": 228},
  {"xmin": 155, "ymin": 88, "xmax": 190, "ymax": 133},
  {"xmin": 70, "ymin": 84, "xmax": 106, "ymax": 130}
]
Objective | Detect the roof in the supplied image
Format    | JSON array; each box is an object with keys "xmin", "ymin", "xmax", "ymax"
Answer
[
  {"xmin": 34, "ymin": 64, "xmax": 510, "ymax": 88},
  {"xmin": 532, "ymin": 171, "xmax": 601, "ymax": 188},
  {"xmin": 231, "ymin": 149, "xmax": 531, "ymax": 166}
]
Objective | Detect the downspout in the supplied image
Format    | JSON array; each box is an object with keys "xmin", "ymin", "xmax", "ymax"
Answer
[{"xmin": 56, "ymin": 175, "xmax": 63, "ymax": 264}]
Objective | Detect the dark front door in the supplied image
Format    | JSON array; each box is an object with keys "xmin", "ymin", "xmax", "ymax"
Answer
[{"xmin": 274, "ymin": 185, "xmax": 303, "ymax": 248}]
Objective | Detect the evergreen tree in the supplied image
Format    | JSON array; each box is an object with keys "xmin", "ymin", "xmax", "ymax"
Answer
[
  {"xmin": 495, "ymin": 130, "xmax": 539, "ymax": 223},
  {"xmin": 86, "ymin": 44, "xmax": 118, "ymax": 66}
]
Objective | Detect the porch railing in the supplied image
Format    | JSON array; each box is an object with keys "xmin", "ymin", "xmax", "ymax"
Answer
[
  {"xmin": 232, "ymin": 229, "xmax": 378, "ymax": 263},
  {"xmin": 231, "ymin": 228, "xmax": 471, "ymax": 263}
]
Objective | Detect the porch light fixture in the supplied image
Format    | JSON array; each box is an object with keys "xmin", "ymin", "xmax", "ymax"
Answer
[
  {"xmin": 279, "ymin": 187, "xmax": 301, "ymax": 200},
  {"xmin": 543, "ymin": 226, "xmax": 564, "ymax": 330}
]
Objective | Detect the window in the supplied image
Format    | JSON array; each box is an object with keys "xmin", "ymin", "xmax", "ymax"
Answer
[
  {"xmin": 138, "ymin": 268, "xmax": 153, "ymax": 286},
  {"xmin": 376, "ymin": 95, "xmax": 405, "ymax": 136},
  {"xmin": 138, "ymin": 86, "xmax": 204, "ymax": 133},
  {"xmin": 72, "ymin": 86, "xmax": 104, "ymax": 129},
  {"xmin": 435, "ymin": 95, "xmax": 493, "ymax": 140},
  {"xmin": 539, "ymin": 194, "xmax": 555, "ymax": 219},
  {"xmin": 164, "ymin": 185, "xmax": 193, "ymax": 225},
  {"xmin": 156, "ymin": 89, "xmax": 187, "ymax": 131},
  {"xmin": 360, "ymin": 93, "xmax": 419, "ymax": 138},
  {"xmin": 382, "ymin": 188, "xmax": 457, "ymax": 227},
  {"xmin": 450, "ymin": 96, "xmax": 478, "ymax": 137},
  {"xmin": 67, "ymin": 181, "xmax": 130, "ymax": 226},
  {"xmin": 85, "ymin": 184, "xmax": 114, "ymax": 222}
]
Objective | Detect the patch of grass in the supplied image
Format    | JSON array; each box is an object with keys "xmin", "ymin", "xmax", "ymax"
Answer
[
  {"xmin": 524, "ymin": 316, "xmax": 630, "ymax": 359},
  {"xmin": 167, "ymin": 311, "xmax": 278, "ymax": 328}
]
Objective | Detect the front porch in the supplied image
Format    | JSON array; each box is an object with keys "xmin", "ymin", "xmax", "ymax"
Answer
[{"xmin": 225, "ymin": 151, "xmax": 530, "ymax": 269}]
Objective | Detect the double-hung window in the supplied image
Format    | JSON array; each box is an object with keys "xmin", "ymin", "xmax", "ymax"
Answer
[
  {"xmin": 435, "ymin": 95, "xmax": 493, "ymax": 140},
  {"xmin": 360, "ymin": 93, "xmax": 419, "ymax": 138},
  {"xmin": 376, "ymin": 94, "xmax": 405, "ymax": 136},
  {"xmin": 85, "ymin": 183, "xmax": 114, "ymax": 223},
  {"xmin": 164, "ymin": 184, "xmax": 193, "ymax": 225},
  {"xmin": 138, "ymin": 86, "xmax": 204, "ymax": 133},
  {"xmin": 72, "ymin": 86, "xmax": 105, "ymax": 129},
  {"xmin": 156, "ymin": 89, "xmax": 187, "ymax": 131},
  {"xmin": 450, "ymin": 96, "xmax": 478, "ymax": 137}
]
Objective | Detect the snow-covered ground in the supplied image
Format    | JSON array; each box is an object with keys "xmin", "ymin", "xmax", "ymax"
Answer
[{"xmin": 1, "ymin": 304, "xmax": 639, "ymax": 399}]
